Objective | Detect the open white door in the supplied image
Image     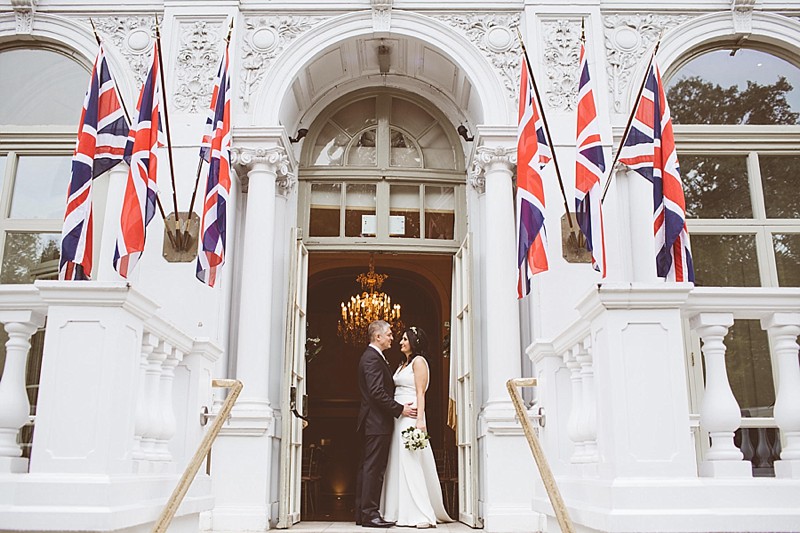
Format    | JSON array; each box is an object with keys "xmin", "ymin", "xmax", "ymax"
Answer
[
  {"xmin": 278, "ymin": 229, "xmax": 309, "ymax": 528},
  {"xmin": 451, "ymin": 235, "xmax": 481, "ymax": 527}
]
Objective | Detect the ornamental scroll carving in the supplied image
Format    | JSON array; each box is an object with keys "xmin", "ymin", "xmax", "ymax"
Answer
[
  {"xmin": 434, "ymin": 13, "xmax": 521, "ymax": 101},
  {"xmin": 174, "ymin": 20, "xmax": 225, "ymax": 113},
  {"xmin": 12, "ymin": 0, "xmax": 37, "ymax": 34},
  {"xmin": 231, "ymin": 146, "xmax": 295, "ymax": 196},
  {"xmin": 240, "ymin": 16, "xmax": 326, "ymax": 112},
  {"xmin": 732, "ymin": 0, "xmax": 757, "ymax": 34},
  {"xmin": 542, "ymin": 19, "xmax": 582, "ymax": 112},
  {"xmin": 94, "ymin": 16, "xmax": 158, "ymax": 84},
  {"xmin": 470, "ymin": 146, "xmax": 517, "ymax": 194},
  {"xmin": 603, "ymin": 14, "xmax": 691, "ymax": 112}
]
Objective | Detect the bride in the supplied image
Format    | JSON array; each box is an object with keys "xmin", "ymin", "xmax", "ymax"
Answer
[{"xmin": 381, "ymin": 326, "xmax": 452, "ymax": 528}]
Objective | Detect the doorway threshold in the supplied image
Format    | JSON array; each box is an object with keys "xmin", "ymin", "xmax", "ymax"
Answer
[{"xmin": 287, "ymin": 522, "xmax": 478, "ymax": 533}]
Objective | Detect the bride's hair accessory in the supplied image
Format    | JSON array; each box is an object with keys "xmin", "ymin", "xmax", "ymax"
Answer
[{"xmin": 405, "ymin": 326, "xmax": 429, "ymax": 357}]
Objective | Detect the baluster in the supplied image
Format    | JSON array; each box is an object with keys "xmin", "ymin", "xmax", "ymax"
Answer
[
  {"xmin": 0, "ymin": 312, "xmax": 44, "ymax": 473},
  {"xmin": 141, "ymin": 339, "xmax": 167, "ymax": 463},
  {"xmin": 761, "ymin": 312, "xmax": 800, "ymax": 478},
  {"xmin": 771, "ymin": 428, "xmax": 782, "ymax": 462},
  {"xmin": 576, "ymin": 336, "xmax": 598, "ymax": 462},
  {"xmin": 691, "ymin": 313, "xmax": 751, "ymax": 477},
  {"xmin": 133, "ymin": 334, "xmax": 158, "ymax": 462},
  {"xmin": 154, "ymin": 345, "xmax": 183, "ymax": 463},
  {"xmin": 563, "ymin": 345, "xmax": 585, "ymax": 462},
  {"xmin": 739, "ymin": 428, "xmax": 755, "ymax": 464},
  {"xmin": 755, "ymin": 428, "xmax": 772, "ymax": 469}
]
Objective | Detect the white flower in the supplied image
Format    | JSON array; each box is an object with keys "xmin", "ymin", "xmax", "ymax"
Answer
[{"xmin": 401, "ymin": 426, "xmax": 430, "ymax": 451}]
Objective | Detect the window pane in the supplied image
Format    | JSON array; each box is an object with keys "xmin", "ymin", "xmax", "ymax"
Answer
[
  {"xmin": 331, "ymin": 98, "xmax": 376, "ymax": 135},
  {"xmin": 692, "ymin": 234, "xmax": 760, "ymax": 287},
  {"xmin": 418, "ymin": 123, "xmax": 455, "ymax": 170},
  {"xmin": 0, "ymin": 49, "xmax": 88, "ymax": 126},
  {"xmin": 344, "ymin": 184, "xmax": 376, "ymax": 237},
  {"xmin": 760, "ymin": 155, "xmax": 800, "ymax": 218},
  {"xmin": 10, "ymin": 156, "xmax": 70, "ymax": 219},
  {"xmin": 389, "ymin": 129, "xmax": 421, "ymax": 168},
  {"xmin": 773, "ymin": 233, "xmax": 800, "ymax": 287},
  {"xmin": 312, "ymin": 123, "xmax": 348, "ymax": 166},
  {"xmin": 722, "ymin": 320, "xmax": 774, "ymax": 417},
  {"xmin": 391, "ymin": 98, "xmax": 435, "ymax": 138},
  {"xmin": 424, "ymin": 186, "xmax": 455, "ymax": 240},
  {"xmin": 347, "ymin": 129, "xmax": 377, "ymax": 166},
  {"xmin": 0, "ymin": 155, "xmax": 6, "ymax": 187},
  {"xmin": 309, "ymin": 183, "xmax": 341, "ymax": 237},
  {"xmin": 682, "ymin": 155, "xmax": 752, "ymax": 218},
  {"xmin": 390, "ymin": 185, "xmax": 420, "ymax": 238},
  {"xmin": 1, "ymin": 232, "xmax": 60, "ymax": 284},
  {"xmin": 667, "ymin": 49, "xmax": 800, "ymax": 125}
]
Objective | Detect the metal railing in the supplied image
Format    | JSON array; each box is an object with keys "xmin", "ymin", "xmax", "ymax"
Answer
[
  {"xmin": 151, "ymin": 379, "xmax": 243, "ymax": 533},
  {"xmin": 507, "ymin": 377, "xmax": 575, "ymax": 533}
]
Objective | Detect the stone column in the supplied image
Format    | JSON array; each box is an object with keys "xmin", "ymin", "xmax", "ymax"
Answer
[{"xmin": 761, "ymin": 312, "xmax": 800, "ymax": 478}]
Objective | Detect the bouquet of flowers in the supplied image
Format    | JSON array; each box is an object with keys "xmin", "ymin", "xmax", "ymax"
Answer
[{"xmin": 401, "ymin": 426, "xmax": 430, "ymax": 451}]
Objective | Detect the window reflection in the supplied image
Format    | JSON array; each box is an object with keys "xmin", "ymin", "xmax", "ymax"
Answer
[
  {"xmin": 390, "ymin": 185, "xmax": 420, "ymax": 238},
  {"xmin": 692, "ymin": 234, "xmax": 760, "ymax": 287},
  {"xmin": 345, "ymin": 184, "xmax": 376, "ymax": 237},
  {"xmin": 760, "ymin": 155, "xmax": 800, "ymax": 219},
  {"xmin": 773, "ymin": 233, "xmax": 800, "ymax": 287},
  {"xmin": 723, "ymin": 320, "xmax": 775, "ymax": 417},
  {"xmin": 10, "ymin": 156, "xmax": 71, "ymax": 219},
  {"xmin": 424, "ymin": 186, "xmax": 455, "ymax": 240},
  {"xmin": 682, "ymin": 155, "xmax": 751, "ymax": 218},
  {"xmin": 1, "ymin": 232, "xmax": 60, "ymax": 283},
  {"xmin": 312, "ymin": 124, "xmax": 348, "ymax": 166},
  {"xmin": 667, "ymin": 49, "xmax": 800, "ymax": 125},
  {"xmin": 309, "ymin": 183, "xmax": 342, "ymax": 237},
  {"xmin": 347, "ymin": 129, "xmax": 377, "ymax": 166},
  {"xmin": 390, "ymin": 129, "xmax": 421, "ymax": 168}
]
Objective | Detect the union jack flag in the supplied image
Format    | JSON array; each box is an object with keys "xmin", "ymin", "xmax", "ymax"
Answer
[
  {"xmin": 617, "ymin": 58, "xmax": 694, "ymax": 282},
  {"xmin": 516, "ymin": 56, "xmax": 551, "ymax": 298},
  {"xmin": 59, "ymin": 44, "xmax": 129, "ymax": 280},
  {"xmin": 574, "ymin": 41, "xmax": 607, "ymax": 278},
  {"xmin": 195, "ymin": 44, "xmax": 232, "ymax": 287},
  {"xmin": 113, "ymin": 41, "xmax": 164, "ymax": 278}
]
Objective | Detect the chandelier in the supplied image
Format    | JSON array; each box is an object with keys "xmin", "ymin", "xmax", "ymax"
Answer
[{"xmin": 338, "ymin": 256, "xmax": 403, "ymax": 346}]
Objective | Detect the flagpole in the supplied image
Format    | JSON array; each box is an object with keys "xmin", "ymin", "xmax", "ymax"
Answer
[
  {"xmin": 187, "ymin": 18, "xmax": 234, "ymax": 225},
  {"xmin": 515, "ymin": 28, "xmax": 575, "ymax": 232},
  {"xmin": 154, "ymin": 15, "xmax": 184, "ymax": 249},
  {"xmin": 89, "ymin": 19, "xmax": 132, "ymax": 126},
  {"xmin": 600, "ymin": 37, "xmax": 661, "ymax": 203}
]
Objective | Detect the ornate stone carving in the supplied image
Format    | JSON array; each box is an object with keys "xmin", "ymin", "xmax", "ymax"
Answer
[
  {"xmin": 174, "ymin": 20, "xmax": 225, "ymax": 113},
  {"xmin": 94, "ymin": 16, "xmax": 157, "ymax": 84},
  {"xmin": 231, "ymin": 147, "xmax": 293, "ymax": 196},
  {"xmin": 371, "ymin": 0, "xmax": 393, "ymax": 32},
  {"xmin": 470, "ymin": 146, "xmax": 517, "ymax": 193},
  {"xmin": 603, "ymin": 14, "xmax": 691, "ymax": 112},
  {"xmin": 542, "ymin": 19, "xmax": 582, "ymax": 112},
  {"xmin": 732, "ymin": 0, "xmax": 757, "ymax": 34},
  {"xmin": 240, "ymin": 16, "xmax": 326, "ymax": 112},
  {"xmin": 12, "ymin": 0, "xmax": 37, "ymax": 34},
  {"xmin": 434, "ymin": 13, "xmax": 521, "ymax": 100}
]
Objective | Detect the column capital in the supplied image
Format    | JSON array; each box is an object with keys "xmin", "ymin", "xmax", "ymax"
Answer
[
  {"xmin": 231, "ymin": 146, "xmax": 297, "ymax": 196},
  {"xmin": 469, "ymin": 146, "xmax": 517, "ymax": 194}
]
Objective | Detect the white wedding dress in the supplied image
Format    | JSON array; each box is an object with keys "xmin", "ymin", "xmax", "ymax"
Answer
[{"xmin": 381, "ymin": 357, "xmax": 452, "ymax": 527}]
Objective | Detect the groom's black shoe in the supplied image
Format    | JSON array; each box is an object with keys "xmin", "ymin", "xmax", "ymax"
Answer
[{"xmin": 363, "ymin": 517, "xmax": 394, "ymax": 528}]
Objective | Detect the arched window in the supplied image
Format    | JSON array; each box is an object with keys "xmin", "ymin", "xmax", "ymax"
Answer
[
  {"xmin": 666, "ymin": 47, "xmax": 800, "ymax": 289},
  {"xmin": 299, "ymin": 91, "xmax": 465, "ymax": 248},
  {"xmin": 0, "ymin": 47, "xmax": 88, "ymax": 284}
]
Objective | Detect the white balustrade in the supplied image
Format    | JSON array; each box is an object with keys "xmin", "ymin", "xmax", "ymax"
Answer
[
  {"xmin": 0, "ymin": 311, "xmax": 45, "ymax": 473},
  {"xmin": 133, "ymin": 333, "xmax": 158, "ymax": 462},
  {"xmin": 691, "ymin": 312, "xmax": 752, "ymax": 477},
  {"xmin": 563, "ymin": 345, "xmax": 585, "ymax": 462},
  {"xmin": 576, "ymin": 336, "xmax": 598, "ymax": 462},
  {"xmin": 155, "ymin": 345, "xmax": 184, "ymax": 463},
  {"xmin": 141, "ymin": 339, "xmax": 168, "ymax": 462},
  {"xmin": 761, "ymin": 312, "xmax": 800, "ymax": 478}
]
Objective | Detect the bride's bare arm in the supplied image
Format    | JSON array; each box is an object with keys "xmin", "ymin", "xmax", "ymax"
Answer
[{"xmin": 412, "ymin": 356, "xmax": 429, "ymax": 431}]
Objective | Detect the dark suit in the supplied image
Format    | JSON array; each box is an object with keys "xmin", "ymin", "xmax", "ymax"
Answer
[{"xmin": 355, "ymin": 345, "xmax": 404, "ymax": 523}]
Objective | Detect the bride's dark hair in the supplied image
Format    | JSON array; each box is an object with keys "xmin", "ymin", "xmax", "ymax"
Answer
[{"xmin": 404, "ymin": 326, "xmax": 429, "ymax": 359}]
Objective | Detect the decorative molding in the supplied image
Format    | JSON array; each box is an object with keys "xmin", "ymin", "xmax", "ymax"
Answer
[
  {"xmin": 542, "ymin": 19, "xmax": 582, "ymax": 112},
  {"xmin": 276, "ymin": 172, "xmax": 298, "ymax": 197},
  {"xmin": 231, "ymin": 146, "xmax": 293, "ymax": 196},
  {"xmin": 732, "ymin": 0, "xmax": 757, "ymax": 35},
  {"xmin": 434, "ymin": 13, "xmax": 521, "ymax": 101},
  {"xmin": 94, "ymin": 16, "xmax": 157, "ymax": 84},
  {"xmin": 603, "ymin": 14, "xmax": 691, "ymax": 112},
  {"xmin": 11, "ymin": 0, "xmax": 37, "ymax": 34},
  {"xmin": 470, "ymin": 145, "xmax": 517, "ymax": 193},
  {"xmin": 371, "ymin": 0, "xmax": 393, "ymax": 32},
  {"xmin": 240, "ymin": 16, "xmax": 326, "ymax": 112},
  {"xmin": 174, "ymin": 20, "xmax": 225, "ymax": 113}
]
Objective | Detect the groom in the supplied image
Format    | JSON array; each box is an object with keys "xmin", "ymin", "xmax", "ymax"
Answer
[{"xmin": 356, "ymin": 320, "xmax": 416, "ymax": 528}]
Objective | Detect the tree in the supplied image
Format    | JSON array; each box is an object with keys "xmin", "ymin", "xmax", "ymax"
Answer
[{"xmin": 668, "ymin": 75, "xmax": 799, "ymax": 125}]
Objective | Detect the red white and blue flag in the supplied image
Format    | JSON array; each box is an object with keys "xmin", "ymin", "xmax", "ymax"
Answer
[
  {"xmin": 113, "ymin": 42, "xmax": 164, "ymax": 278},
  {"xmin": 59, "ymin": 44, "xmax": 129, "ymax": 280},
  {"xmin": 617, "ymin": 58, "xmax": 694, "ymax": 282},
  {"xmin": 574, "ymin": 42, "xmax": 607, "ymax": 277},
  {"xmin": 516, "ymin": 57, "xmax": 551, "ymax": 298},
  {"xmin": 195, "ymin": 44, "xmax": 232, "ymax": 287}
]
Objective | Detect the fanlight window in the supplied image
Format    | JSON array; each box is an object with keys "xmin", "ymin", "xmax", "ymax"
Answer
[{"xmin": 310, "ymin": 95, "xmax": 456, "ymax": 170}]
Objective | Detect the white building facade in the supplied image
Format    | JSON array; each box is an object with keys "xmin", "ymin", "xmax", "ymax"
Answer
[{"xmin": 1, "ymin": 1, "xmax": 799, "ymax": 533}]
